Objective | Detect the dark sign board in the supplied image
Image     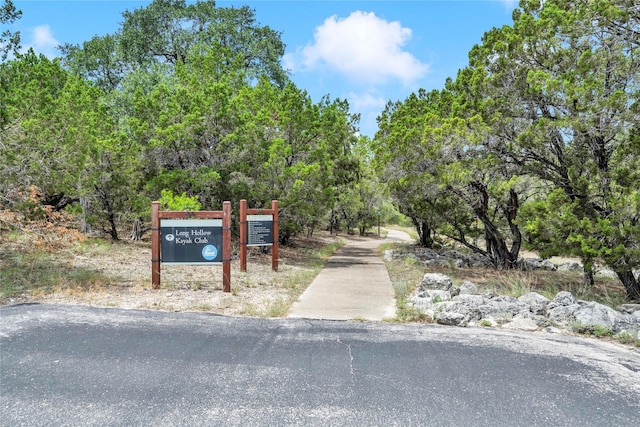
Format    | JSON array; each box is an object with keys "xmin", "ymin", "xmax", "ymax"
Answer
[
  {"xmin": 161, "ymin": 219, "xmax": 222, "ymax": 264},
  {"xmin": 247, "ymin": 214, "xmax": 273, "ymax": 246}
]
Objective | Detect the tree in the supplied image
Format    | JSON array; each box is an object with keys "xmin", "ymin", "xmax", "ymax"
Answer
[
  {"xmin": 374, "ymin": 85, "xmax": 525, "ymax": 268},
  {"xmin": 374, "ymin": 90, "xmax": 446, "ymax": 248},
  {"xmin": 0, "ymin": 50, "xmax": 145, "ymax": 239},
  {"xmin": 334, "ymin": 136, "xmax": 385, "ymax": 236},
  {"xmin": 6, "ymin": 0, "xmax": 362, "ymax": 244},
  {"xmin": 1, "ymin": 0, "xmax": 21, "ymax": 61},
  {"xmin": 62, "ymin": 0, "xmax": 287, "ymax": 90},
  {"xmin": 233, "ymin": 81, "xmax": 359, "ymax": 241},
  {"xmin": 60, "ymin": 34, "xmax": 128, "ymax": 91},
  {"xmin": 0, "ymin": 51, "xmax": 73, "ymax": 204},
  {"xmin": 57, "ymin": 0, "xmax": 292, "ymax": 238},
  {"xmin": 467, "ymin": 0, "xmax": 640, "ymax": 298}
]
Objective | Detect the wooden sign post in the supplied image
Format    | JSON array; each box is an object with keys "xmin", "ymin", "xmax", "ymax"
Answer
[
  {"xmin": 239, "ymin": 199, "xmax": 279, "ymax": 272},
  {"xmin": 151, "ymin": 201, "xmax": 232, "ymax": 292}
]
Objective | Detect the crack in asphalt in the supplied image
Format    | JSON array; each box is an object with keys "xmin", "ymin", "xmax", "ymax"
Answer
[{"xmin": 336, "ymin": 335, "xmax": 355, "ymax": 381}]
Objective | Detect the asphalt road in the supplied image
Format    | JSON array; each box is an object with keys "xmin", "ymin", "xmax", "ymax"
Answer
[{"xmin": 2, "ymin": 304, "xmax": 639, "ymax": 426}]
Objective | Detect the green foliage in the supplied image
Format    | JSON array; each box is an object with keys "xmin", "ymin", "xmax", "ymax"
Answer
[
  {"xmin": 218, "ymin": 78, "xmax": 360, "ymax": 240},
  {"xmin": 615, "ymin": 332, "xmax": 640, "ymax": 347},
  {"xmin": 571, "ymin": 323, "xmax": 613, "ymax": 338},
  {"xmin": 394, "ymin": 296, "xmax": 429, "ymax": 323},
  {"xmin": 62, "ymin": 0, "xmax": 286, "ymax": 89},
  {"xmin": 373, "ymin": 0, "xmax": 640, "ymax": 299},
  {"xmin": 0, "ymin": 0, "xmax": 21, "ymax": 61},
  {"xmin": 332, "ymin": 137, "xmax": 383, "ymax": 235},
  {"xmin": 374, "ymin": 86, "xmax": 524, "ymax": 266},
  {"xmin": 158, "ymin": 189, "xmax": 201, "ymax": 211},
  {"xmin": 491, "ymin": 0, "xmax": 640, "ymax": 299},
  {"xmin": 3, "ymin": 0, "xmax": 362, "ymax": 243}
]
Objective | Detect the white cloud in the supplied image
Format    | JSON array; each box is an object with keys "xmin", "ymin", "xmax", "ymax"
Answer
[
  {"xmin": 21, "ymin": 25, "xmax": 60, "ymax": 58},
  {"xmin": 347, "ymin": 90, "xmax": 387, "ymax": 111},
  {"xmin": 298, "ymin": 11, "xmax": 429, "ymax": 86},
  {"xmin": 282, "ymin": 51, "xmax": 297, "ymax": 74}
]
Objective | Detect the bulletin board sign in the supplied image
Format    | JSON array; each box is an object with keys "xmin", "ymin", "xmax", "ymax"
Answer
[
  {"xmin": 160, "ymin": 219, "xmax": 223, "ymax": 264},
  {"xmin": 151, "ymin": 201, "xmax": 231, "ymax": 292},
  {"xmin": 247, "ymin": 215, "xmax": 274, "ymax": 247},
  {"xmin": 240, "ymin": 200, "xmax": 279, "ymax": 272}
]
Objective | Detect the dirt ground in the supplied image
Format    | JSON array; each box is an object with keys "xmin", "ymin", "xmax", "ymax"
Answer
[
  {"xmin": 37, "ymin": 246, "xmax": 320, "ymax": 316},
  {"xmin": 0, "ymin": 208, "xmax": 348, "ymax": 317}
]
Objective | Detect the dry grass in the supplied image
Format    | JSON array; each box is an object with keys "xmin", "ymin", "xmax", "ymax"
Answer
[
  {"xmin": 1, "ymin": 214, "xmax": 346, "ymax": 316},
  {"xmin": 381, "ymin": 242, "xmax": 630, "ymax": 309}
]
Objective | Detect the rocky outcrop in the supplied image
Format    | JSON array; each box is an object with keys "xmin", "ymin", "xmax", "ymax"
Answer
[{"xmin": 409, "ymin": 274, "xmax": 640, "ymax": 338}]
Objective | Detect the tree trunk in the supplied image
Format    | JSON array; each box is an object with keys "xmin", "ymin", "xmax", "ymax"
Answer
[
  {"xmin": 583, "ymin": 264, "xmax": 595, "ymax": 287},
  {"xmin": 130, "ymin": 218, "xmax": 143, "ymax": 241},
  {"xmin": 470, "ymin": 183, "xmax": 520, "ymax": 269},
  {"xmin": 476, "ymin": 206, "xmax": 518, "ymax": 269},
  {"xmin": 279, "ymin": 229, "xmax": 291, "ymax": 245},
  {"xmin": 419, "ymin": 222, "xmax": 433, "ymax": 248},
  {"xmin": 616, "ymin": 270, "xmax": 640, "ymax": 301},
  {"xmin": 43, "ymin": 193, "xmax": 77, "ymax": 211},
  {"xmin": 97, "ymin": 186, "xmax": 119, "ymax": 240},
  {"xmin": 107, "ymin": 211, "xmax": 118, "ymax": 240},
  {"xmin": 80, "ymin": 196, "xmax": 92, "ymax": 234},
  {"xmin": 411, "ymin": 216, "xmax": 433, "ymax": 248},
  {"xmin": 482, "ymin": 222, "xmax": 518, "ymax": 269},
  {"xmin": 329, "ymin": 209, "xmax": 334, "ymax": 235}
]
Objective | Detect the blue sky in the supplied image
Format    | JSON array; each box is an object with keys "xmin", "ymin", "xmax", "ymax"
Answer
[{"xmin": 9, "ymin": 0, "xmax": 518, "ymax": 137}]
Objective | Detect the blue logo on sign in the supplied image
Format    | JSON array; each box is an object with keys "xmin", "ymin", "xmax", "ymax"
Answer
[{"xmin": 202, "ymin": 245, "xmax": 217, "ymax": 261}]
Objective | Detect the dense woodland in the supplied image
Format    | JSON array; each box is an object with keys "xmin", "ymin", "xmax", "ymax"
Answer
[{"xmin": 1, "ymin": 0, "xmax": 639, "ymax": 299}]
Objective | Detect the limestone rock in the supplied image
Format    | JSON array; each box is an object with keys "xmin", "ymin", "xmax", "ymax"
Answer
[
  {"xmin": 453, "ymin": 294, "xmax": 485, "ymax": 306},
  {"xmin": 547, "ymin": 304, "xmax": 581, "ymax": 324},
  {"xmin": 573, "ymin": 301, "xmax": 620, "ymax": 330},
  {"xmin": 436, "ymin": 311, "xmax": 467, "ymax": 326},
  {"xmin": 478, "ymin": 296, "xmax": 530, "ymax": 324},
  {"xmin": 613, "ymin": 313, "xmax": 640, "ymax": 334},
  {"xmin": 518, "ymin": 292, "xmax": 549, "ymax": 315},
  {"xmin": 557, "ymin": 262, "xmax": 582, "ymax": 272},
  {"xmin": 419, "ymin": 273, "xmax": 453, "ymax": 291},
  {"xmin": 595, "ymin": 267, "xmax": 617, "ymax": 278},
  {"xmin": 548, "ymin": 291, "xmax": 577, "ymax": 308},
  {"xmin": 406, "ymin": 260, "xmax": 636, "ymax": 337},
  {"xmin": 423, "ymin": 289, "xmax": 452, "ymax": 303},
  {"xmin": 459, "ymin": 281, "xmax": 479, "ymax": 295},
  {"xmin": 409, "ymin": 297, "xmax": 432, "ymax": 312},
  {"xmin": 617, "ymin": 304, "xmax": 640, "ymax": 315},
  {"xmin": 519, "ymin": 258, "xmax": 557, "ymax": 271}
]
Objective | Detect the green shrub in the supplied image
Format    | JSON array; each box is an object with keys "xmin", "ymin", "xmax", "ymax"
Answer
[{"xmin": 159, "ymin": 189, "xmax": 202, "ymax": 211}]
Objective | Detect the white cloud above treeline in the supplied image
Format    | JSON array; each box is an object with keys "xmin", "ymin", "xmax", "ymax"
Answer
[
  {"xmin": 20, "ymin": 25, "xmax": 59, "ymax": 58},
  {"xmin": 287, "ymin": 11, "xmax": 429, "ymax": 87}
]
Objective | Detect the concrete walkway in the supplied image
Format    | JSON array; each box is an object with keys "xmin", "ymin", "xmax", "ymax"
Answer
[{"xmin": 287, "ymin": 229, "xmax": 413, "ymax": 321}]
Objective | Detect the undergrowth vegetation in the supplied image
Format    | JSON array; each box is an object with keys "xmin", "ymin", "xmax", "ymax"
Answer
[
  {"xmin": 381, "ymin": 242, "xmax": 630, "ymax": 311},
  {"xmin": 0, "ymin": 208, "xmax": 115, "ymax": 302},
  {"xmin": 381, "ymin": 240, "xmax": 638, "ymax": 348}
]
